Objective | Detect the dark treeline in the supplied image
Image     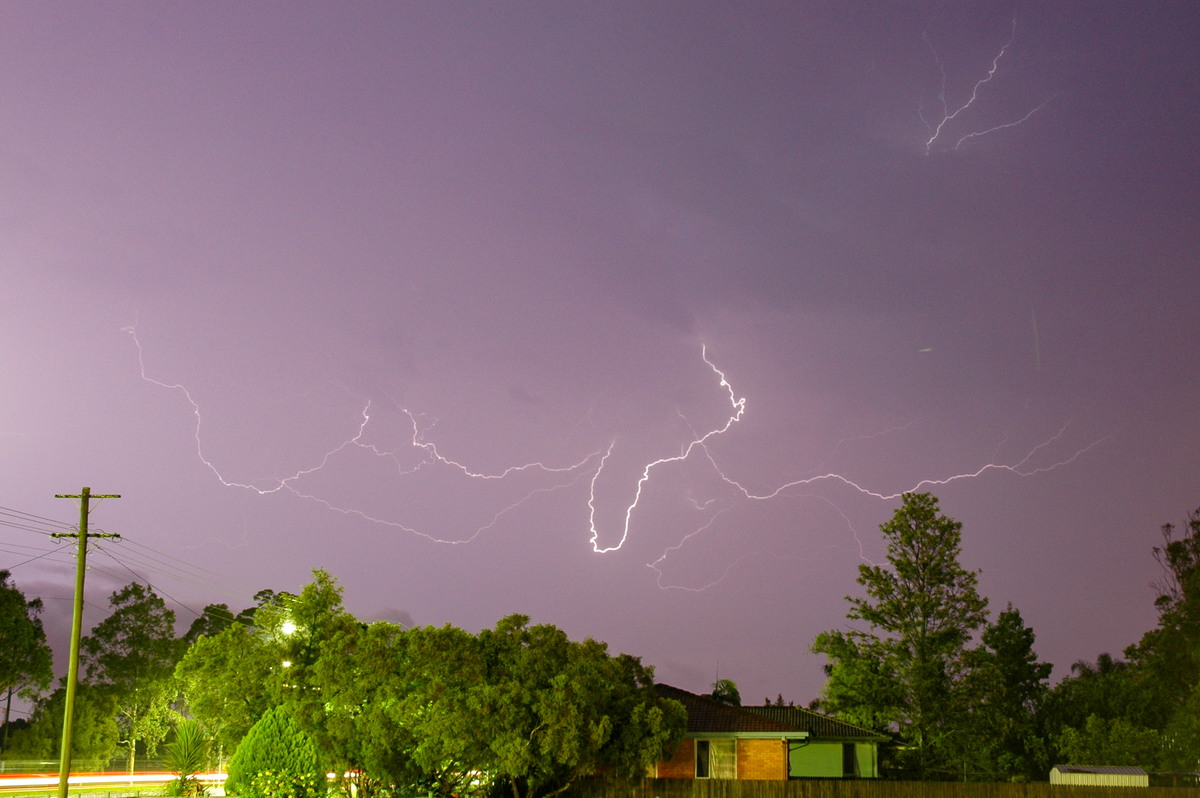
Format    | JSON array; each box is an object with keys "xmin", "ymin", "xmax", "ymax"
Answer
[
  {"xmin": 809, "ymin": 494, "xmax": 1200, "ymax": 782},
  {"xmin": 1, "ymin": 495, "xmax": 1198, "ymax": 789},
  {"xmin": 0, "ymin": 572, "xmax": 685, "ymax": 798}
]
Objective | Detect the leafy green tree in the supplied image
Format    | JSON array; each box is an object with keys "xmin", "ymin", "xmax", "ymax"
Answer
[
  {"xmin": 1120, "ymin": 507, "xmax": 1200, "ymax": 768},
  {"xmin": 710, "ymin": 679, "xmax": 740, "ymax": 706},
  {"xmin": 81, "ymin": 582, "xmax": 182, "ymax": 773},
  {"xmin": 812, "ymin": 492, "xmax": 989, "ymax": 778},
  {"xmin": 227, "ymin": 705, "xmax": 324, "ymax": 798},
  {"xmin": 1059, "ymin": 714, "xmax": 1160, "ymax": 768},
  {"xmin": 475, "ymin": 615, "xmax": 685, "ymax": 798},
  {"xmin": 262, "ymin": 571, "xmax": 362, "ymax": 785},
  {"xmin": 176, "ymin": 573, "xmax": 352, "ymax": 760},
  {"xmin": 183, "ymin": 604, "xmax": 236, "ymax": 645},
  {"xmin": 0, "ymin": 570, "xmax": 53, "ymax": 750},
  {"xmin": 176, "ymin": 621, "xmax": 282, "ymax": 754},
  {"xmin": 315, "ymin": 615, "xmax": 685, "ymax": 798},
  {"xmin": 175, "ymin": 588, "xmax": 298, "ymax": 754},
  {"xmin": 961, "ymin": 605, "xmax": 1052, "ymax": 779},
  {"xmin": 4, "ymin": 684, "xmax": 119, "ymax": 768},
  {"xmin": 312, "ymin": 620, "xmax": 422, "ymax": 798}
]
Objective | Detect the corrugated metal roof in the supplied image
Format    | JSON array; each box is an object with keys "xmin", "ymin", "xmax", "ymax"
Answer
[{"xmin": 1053, "ymin": 766, "xmax": 1148, "ymax": 775}]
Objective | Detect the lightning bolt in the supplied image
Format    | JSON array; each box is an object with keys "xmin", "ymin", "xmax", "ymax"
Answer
[
  {"xmin": 129, "ymin": 327, "xmax": 1104, "ymax": 588},
  {"xmin": 125, "ymin": 326, "xmax": 602, "ymax": 543},
  {"xmin": 583, "ymin": 345, "xmax": 1105, "ymax": 590},
  {"xmin": 921, "ymin": 18, "xmax": 1051, "ymax": 154},
  {"xmin": 587, "ymin": 345, "xmax": 745, "ymax": 554}
]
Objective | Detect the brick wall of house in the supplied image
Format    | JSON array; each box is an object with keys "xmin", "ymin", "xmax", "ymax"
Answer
[
  {"xmin": 736, "ymin": 739, "xmax": 786, "ymax": 780},
  {"xmin": 657, "ymin": 737, "xmax": 695, "ymax": 778}
]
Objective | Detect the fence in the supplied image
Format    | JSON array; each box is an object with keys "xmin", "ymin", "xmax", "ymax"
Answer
[{"xmin": 566, "ymin": 778, "xmax": 1200, "ymax": 798}]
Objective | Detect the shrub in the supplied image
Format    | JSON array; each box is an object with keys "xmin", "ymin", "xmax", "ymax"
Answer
[
  {"xmin": 165, "ymin": 720, "xmax": 210, "ymax": 797},
  {"xmin": 226, "ymin": 707, "xmax": 325, "ymax": 798}
]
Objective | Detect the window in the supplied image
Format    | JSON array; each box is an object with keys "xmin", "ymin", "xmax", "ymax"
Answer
[
  {"xmin": 695, "ymin": 739, "xmax": 736, "ymax": 779},
  {"xmin": 842, "ymin": 743, "xmax": 857, "ymax": 778}
]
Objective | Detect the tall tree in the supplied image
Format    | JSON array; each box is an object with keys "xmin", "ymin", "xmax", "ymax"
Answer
[
  {"xmin": 1121, "ymin": 506, "xmax": 1200, "ymax": 769},
  {"xmin": 812, "ymin": 492, "xmax": 989, "ymax": 778},
  {"xmin": 175, "ymin": 575, "xmax": 347, "ymax": 757},
  {"xmin": 81, "ymin": 582, "xmax": 181, "ymax": 773},
  {"xmin": 175, "ymin": 621, "xmax": 282, "ymax": 754},
  {"xmin": 963, "ymin": 605, "xmax": 1053, "ymax": 779},
  {"xmin": 182, "ymin": 603, "xmax": 236, "ymax": 645},
  {"xmin": 0, "ymin": 570, "xmax": 54, "ymax": 750}
]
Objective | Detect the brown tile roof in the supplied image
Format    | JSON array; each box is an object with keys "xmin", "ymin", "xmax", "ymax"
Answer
[
  {"xmin": 655, "ymin": 685, "xmax": 887, "ymax": 741},
  {"xmin": 745, "ymin": 705, "xmax": 889, "ymax": 741},
  {"xmin": 656, "ymin": 685, "xmax": 803, "ymax": 734}
]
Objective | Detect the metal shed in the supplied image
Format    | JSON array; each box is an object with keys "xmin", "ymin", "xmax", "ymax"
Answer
[{"xmin": 1050, "ymin": 765, "xmax": 1149, "ymax": 787}]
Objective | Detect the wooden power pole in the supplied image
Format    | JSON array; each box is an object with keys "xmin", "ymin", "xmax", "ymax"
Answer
[{"xmin": 52, "ymin": 487, "xmax": 120, "ymax": 798}]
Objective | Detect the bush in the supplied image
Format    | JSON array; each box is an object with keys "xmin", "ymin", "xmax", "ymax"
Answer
[
  {"xmin": 165, "ymin": 720, "xmax": 210, "ymax": 797},
  {"xmin": 226, "ymin": 707, "xmax": 325, "ymax": 798}
]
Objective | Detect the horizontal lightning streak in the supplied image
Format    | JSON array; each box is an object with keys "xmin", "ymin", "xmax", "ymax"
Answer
[
  {"xmin": 129, "ymin": 328, "xmax": 1105, "ymax": 587},
  {"xmin": 125, "ymin": 326, "xmax": 602, "ymax": 543},
  {"xmin": 597, "ymin": 348, "xmax": 1104, "ymax": 590}
]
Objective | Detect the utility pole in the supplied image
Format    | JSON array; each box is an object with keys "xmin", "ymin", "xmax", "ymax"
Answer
[{"xmin": 52, "ymin": 487, "xmax": 120, "ymax": 798}]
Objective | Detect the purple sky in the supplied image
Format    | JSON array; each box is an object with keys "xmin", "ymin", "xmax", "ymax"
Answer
[{"xmin": 3, "ymin": 2, "xmax": 1198, "ymax": 712}]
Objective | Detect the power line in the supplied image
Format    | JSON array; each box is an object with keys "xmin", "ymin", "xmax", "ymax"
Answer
[{"xmin": 0, "ymin": 504, "xmax": 78, "ymax": 526}]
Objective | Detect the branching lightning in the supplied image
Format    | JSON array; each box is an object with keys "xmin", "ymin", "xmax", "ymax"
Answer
[
  {"xmin": 125, "ymin": 326, "xmax": 602, "ymax": 544},
  {"xmin": 587, "ymin": 346, "xmax": 744, "ymax": 554},
  {"xmin": 921, "ymin": 18, "xmax": 1051, "ymax": 154},
  {"xmin": 583, "ymin": 344, "xmax": 1105, "ymax": 590},
  {"xmin": 129, "ymin": 328, "xmax": 1104, "ymax": 589}
]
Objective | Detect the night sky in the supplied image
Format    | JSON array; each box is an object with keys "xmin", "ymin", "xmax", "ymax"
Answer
[{"xmin": 3, "ymin": 2, "xmax": 1198, "ymax": 711}]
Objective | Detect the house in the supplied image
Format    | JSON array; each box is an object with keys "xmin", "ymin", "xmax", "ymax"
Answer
[
  {"xmin": 746, "ymin": 704, "xmax": 888, "ymax": 779},
  {"xmin": 1050, "ymin": 765, "xmax": 1149, "ymax": 787},
  {"xmin": 653, "ymin": 685, "xmax": 887, "ymax": 780}
]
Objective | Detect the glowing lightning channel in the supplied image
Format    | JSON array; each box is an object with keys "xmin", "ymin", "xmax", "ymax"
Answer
[
  {"xmin": 591, "ymin": 346, "xmax": 1105, "ymax": 591},
  {"xmin": 131, "ymin": 326, "xmax": 1105, "ymax": 581},
  {"xmin": 125, "ymin": 326, "xmax": 603, "ymax": 543},
  {"xmin": 921, "ymin": 18, "xmax": 1049, "ymax": 154},
  {"xmin": 587, "ymin": 345, "xmax": 746, "ymax": 554}
]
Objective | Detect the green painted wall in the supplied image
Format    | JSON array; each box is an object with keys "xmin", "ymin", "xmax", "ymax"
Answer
[
  {"xmin": 854, "ymin": 743, "xmax": 877, "ymax": 778},
  {"xmin": 787, "ymin": 742, "xmax": 879, "ymax": 779},
  {"xmin": 788, "ymin": 743, "xmax": 842, "ymax": 778}
]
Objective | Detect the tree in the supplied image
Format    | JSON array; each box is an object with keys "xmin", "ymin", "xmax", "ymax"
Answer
[
  {"xmin": 1059, "ymin": 714, "xmax": 1159, "ymax": 769},
  {"xmin": 474, "ymin": 615, "xmax": 685, "ymax": 798},
  {"xmin": 0, "ymin": 570, "xmax": 54, "ymax": 750},
  {"xmin": 312, "ymin": 620, "xmax": 426, "ymax": 798},
  {"xmin": 81, "ymin": 583, "xmax": 181, "ymax": 773},
  {"xmin": 262, "ymin": 571, "xmax": 361, "ymax": 783},
  {"xmin": 3, "ymin": 684, "xmax": 120, "ymax": 768},
  {"xmin": 962, "ymin": 605, "xmax": 1053, "ymax": 779},
  {"xmin": 175, "ymin": 621, "xmax": 282, "ymax": 754},
  {"xmin": 812, "ymin": 492, "xmax": 989, "ymax": 778},
  {"xmin": 1117, "ymin": 506, "xmax": 1200, "ymax": 768},
  {"xmin": 315, "ymin": 615, "xmax": 686, "ymax": 798},
  {"xmin": 710, "ymin": 679, "xmax": 740, "ymax": 706},
  {"xmin": 175, "ymin": 573, "xmax": 354, "ymax": 759},
  {"xmin": 183, "ymin": 604, "xmax": 236, "ymax": 645}
]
